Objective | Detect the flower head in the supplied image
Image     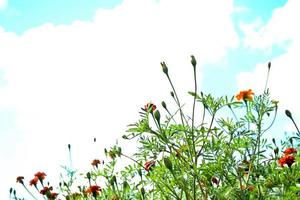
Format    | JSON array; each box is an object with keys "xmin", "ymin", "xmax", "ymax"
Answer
[
  {"xmin": 144, "ymin": 160, "xmax": 155, "ymax": 172},
  {"xmin": 144, "ymin": 102, "xmax": 156, "ymax": 113},
  {"xmin": 284, "ymin": 147, "xmax": 297, "ymax": 155},
  {"xmin": 16, "ymin": 176, "xmax": 24, "ymax": 184},
  {"xmin": 29, "ymin": 177, "xmax": 39, "ymax": 186},
  {"xmin": 34, "ymin": 171, "xmax": 46, "ymax": 181},
  {"xmin": 40, "ymin": 186, "xmax": 52, "ymax": 195},
  {"xmin": 86, "ymin": 185, "xmax": 101, "ymax": 197},
  {"xmin": 91, "ymin": 159, "xmax": 101, "ymax": 168},
  {"xmin": 236, "ymin": 89, "xmax": 254, "ymax": 101},
  {"xmin": 278, "ymin": 154, "xmax": 295, "ymax": 167}
]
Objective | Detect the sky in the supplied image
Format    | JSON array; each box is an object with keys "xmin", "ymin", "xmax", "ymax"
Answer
[{"xmin": 1, "ymin": 0, "xmax": 299, "ymax": 199}]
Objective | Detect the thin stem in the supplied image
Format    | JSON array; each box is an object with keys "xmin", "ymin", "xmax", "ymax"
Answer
[
  {"xmin": 191, "ymin": 59, "xmax": 198, "ymax": 200},
  {"xmin": 22, "ymin": 184, "xmax": 38, "ymax": 200}
]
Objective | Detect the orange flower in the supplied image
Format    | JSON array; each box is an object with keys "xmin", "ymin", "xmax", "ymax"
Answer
[
  {"xmin": 86, "ymin": 185, "xmax": 101, "ymax": 196},
  {"xmin": 236, "ymin": 89, "xmax": 254, "ymax": 101},
  {"xmin": 34, "ymin": 171, "xmax": 46, "ymax": 180},
  {"xmin": 91, "ymin": 159, "xmax": 101, "ymax": 168},
  {"xmin": 144, "ymin": 102, "xmax": 156, "ymax": 112},
  {"xmin": 16, "ymin": 176, "xmax": 24, "ymax": 184},
  {"xmin": 144, "ymin": 160, "xmax": 155, "ymax": 172},
  {"xmin": 278, "ymin": 154, "xmax": 295, "ymax": 167},
  {"xmin": 284, "ymin": 147, "xmax": 297, "ymax": 155},
  {"xmin": 29, "ymin": 177, "xmax": 39, "ymax": 186}
]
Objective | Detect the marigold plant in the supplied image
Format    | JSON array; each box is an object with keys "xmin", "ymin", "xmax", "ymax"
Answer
[{"xmin": 11, "ymin": 57, "xmax": 300, "ymax": 200}]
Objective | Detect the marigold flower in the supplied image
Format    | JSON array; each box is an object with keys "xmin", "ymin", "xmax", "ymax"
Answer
[
  {"xmin": 29, "ymin": 177, "xmax": 39, "ymax": 186},
  {"xmin": 86, "ymin": 185, "xmax": 101, "ymax": 196},
  {"xmin": 284, "ymin": 147, "xmax": 297, "ymax": 155},
  {"xmin": 34, "ymin": 171, "xmax": 46, "ymax": 180},
  {"xmin": 278, "ymin": 154, "xmax": 295, "ymax": 167},
  {"xmin": 40, "ymin": 186, "xmax": 51, "ymax": 195},
  {"xmin": 144, "ymin": 102, "xmax": 156, "ymax": 112},
  {"xmin": 50, "ymin": 192, "xmax": 58, "ymax": 199},
  {"xmin": 91, "ymin": 159, "xmax": 101, "ymax": 168},
  {"xmin": 236, "ymin": 89, "xmax": 254, "ymax": 101},
  {"xmin": 16, "ymin": 176, "xmax": 24, "ymax": 184},
  {"xmin": 144, "ymin": 160, "xmax": 155, "ymax": 172}
]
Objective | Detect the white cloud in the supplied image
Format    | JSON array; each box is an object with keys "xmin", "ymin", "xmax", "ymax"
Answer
[
  {"xmin": 0, "ymin": 0, "xmax": 238, "ymax": 198},
  {"xmin": 237, "ymin": 0, "xmax": 300, "ymax": 135},
  {"xmin": 240, "ymin": 0, "xmax": 299, "ymax": 49},
  {"xmin": 0, "ymin": 0, "xmax": 6, "ymax": 9}
]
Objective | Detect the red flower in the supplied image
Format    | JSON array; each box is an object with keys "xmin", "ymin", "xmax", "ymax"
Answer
[
  {"xmin": 284, "ymin": 147, "xmax": 297, "ymax": 155},
  {"xmin": 236, "ymin": 89, "xmax": 254, "ymax": 101},
  {"xmin": 16, "ymin": 176, "xmax": 24, "ymax": 184},
  {"xmin": 29, "ymin": 177, "xmax": 39, "ymax": 186},
  {"xmin": 86, "ymin": 185, "xmax": 101, "ymax": 196},
  {"xmin": 91, "ymin": 159, "xmax": 101, "ymax": 168},
  {"xmin": 34, "ymin": 171, "xmax": 46, "ymax": 180},
  {"xmin": 144, "ymin": 160, "xmax": 155, "ymax": 172},
  {"xmin": 278, "ymin": 154, "xmax": 295, "ymax": 167},
  {"xmin": 50, "ymin": 192, "xmax": 58, "ymax": 199},
  {"xmin": 144, "ymin": 102, "xmax": 156, "ymax": 112},
  {"xmin": 40, "ymin": 186, "xmax": 52, "ymax": 195}
]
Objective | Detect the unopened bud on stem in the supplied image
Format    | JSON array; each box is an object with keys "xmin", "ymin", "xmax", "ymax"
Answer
[
  {"xmin": 161, "ymin": 62, "xmax": 168, "ymax": 75},
  {"xmin": 285, "ymin": 110, "xmax": 292, "ymax": 119},
  {"xmin": 191, "ymin": 55, "xmax": 197, "ymax": 68}
]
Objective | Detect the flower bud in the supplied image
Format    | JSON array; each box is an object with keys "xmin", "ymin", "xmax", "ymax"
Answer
[
  {"xmin": 141, "ymin": 187, "xmax": 145, "ymax": 197},
  {"xmin": 268, "ymin": 62, "xmax": 271, "ymax": 69},
  {"xmin": 123, "ymin": 181, "xmax": 129, "ymax": 189},
  {"xmin": 86, "ymin": 172, "xmax": 91, "ymax": 180},
  {"xmin": 191, "ymin": 55, "xmax": 197, "ymax": 68},
  {"xmin": 272, "ymin": 138, "xmax": 276, "ymax": 145},
  {"xmin": 285, "ymin": 110, "xmax": 292, "ymax": 119},
  {"xmin": 161, "ymin": 62, "xmax": 168, "ymax": 75},
  {"xmin": 154, "ymin": 110, "xmax": 161, "ymax": 123},
  {"xmin": 164, "ymin": 157, "xmax": 173, "ymax": 171},
  {"xmin": 274, "ymin": 147, "xmax": 279, "ymax": 155},
  {"xmin": 170, "ymin": 91, "xmax": 174, "ymax": 98},
  {"xmin": 161, "ymin": 101, "xmax": 167, "ymax": 109}
]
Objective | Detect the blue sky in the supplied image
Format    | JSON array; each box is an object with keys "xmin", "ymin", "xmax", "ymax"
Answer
[{"xmin": 2, "ymin": 0, "xmax": 300, "ymax": 199}]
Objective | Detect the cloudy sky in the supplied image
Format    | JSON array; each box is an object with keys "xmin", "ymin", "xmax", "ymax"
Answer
[{"xmin": 1, "ymin": 0, "xmax": 299, "ymax": 198}]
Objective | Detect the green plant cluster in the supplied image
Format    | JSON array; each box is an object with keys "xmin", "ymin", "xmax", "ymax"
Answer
[{"xmin": 12, "ymin": 57, "xmax": 300, "ymax": 200}]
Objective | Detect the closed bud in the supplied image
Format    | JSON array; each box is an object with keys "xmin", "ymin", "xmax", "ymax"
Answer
[
  {"xmin": 161, "ymin": 61, "xmax": 168, "ymax": 74},
  {"xmin": 9, "ymin": 188, "xmax": 12, "ymax": 194},
  {"xmin": 285, "ymin": 110, "xmax": 292, "ymax": 119},
  {"xmin": 268, "ymin": 62, "xmax": 271, "ymax": 69},
  {"xmin": 86, "ymin": 172, "xmax": 91, "ymax": 180},
  {"xmin": 141, "ymin": 187, "xmax": 145, "ymax": 197},
  {"xmin": 161, "ymin": 101, "xmax": 167, "ymax": 109},
  {"xmin": 170, "ymin": 91, "xmax": 174, "ymax": 98},
  {"xmin": 154, "ymin": 110, "xmax": 161, "ymax": 123},
  {"xmin": 123, "ymin": 181, "xmax": 129, "ymax": 189},
  {"xmin": 191, "ymin": 55, "xmax": 197, "ymax": 68},
  {"xmin": 68, "ymin": 144, "xmax": 71, "ymax": 150},
  {"xmin": 274, "ymin": 147, "xmax": 279, "ymax": 155},
  {"xmin": 164, "ymin": 157, "xmax": 173, "ymax": 171},
  {"xmin": 289, "ymin": 137, "xmax": 293, "ymax": 146},
  {"xmin": 272, "ymin": 138, "xmax": 276, "ymax": 145}
]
